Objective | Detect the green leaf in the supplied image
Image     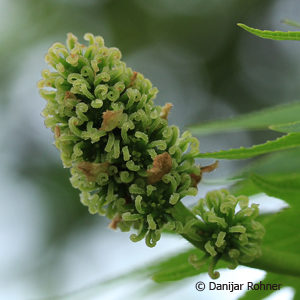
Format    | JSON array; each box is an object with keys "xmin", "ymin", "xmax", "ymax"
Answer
[
  {"xmin": 249, "ymin": 173, "xmax": 300, "ymax": 206},
  {"xmin": 261, "ymin": 209, "xmax": 300, "ymax": 254},
  {"xmin": 258, "ymin": 205, "xmax": 300, "ymax": 270},
  {"xmin": 282, "ymin": 18, "xmax": 300, "ymax": 29},
  {"xmin": 242, "ymin": 173, "xmax": 300, "ymax": 267},
  {"xmin": 151, "ymin": 251, "xmax": 205, "ymax": 282},
  {"xmin": 149, "ymin": 248, "xmax": 200, "ymax": 276},
  {"xmin": 239, "ymin": 203, "xmax": 300, "ymax": 299},
  {"xmin": 230, "ymin": 155, "xmax": 300, "ymax": 206},
  {"xmin": 238, "ymin": 23, "xmax": 300, "ymax": 41},
  {"xmin": 238, "ymin": 272, "xmax": 300, "ymax": 300},
  {"xmin": 151, "ymin": 251, "xmax": 227, "ymax": 283},
  {"xmin": 230, "ymin": 148, "xmax": 300, "ymax": 206},
  {"xmin": 238, "ymin": 273, "xmax": 280, "ymax": 299},
  {"xmin": 239, "ymin": 148, "xmax": 300, "ymax": 176},
  {"xmin": 111, "ymin": 246, "xmax": 225, "ymax": 284},
  {"xmin": 242, "ymin": 202, "xmax": 300, "ymax": 299},
  {"xmin": 230, "ymin": 178, "xmax": 261, "ymax": 197},
  {"xmin": 188, "ymin": 101, "xmax": 300, "ymax": 135},
  {"xmin": 231, "ymin": 147, "xmax": 300, "ymax": 193},
  {"xmin": 195, "ymin": 133, "xmax": 300, "ymax": 159},
  {"xmin": 116, "ymin": 246, "xmax": 215, "ymax": 283},
  {"xmin": 270, "ymin": 120, "xmax": 300, "ymax": 133}
]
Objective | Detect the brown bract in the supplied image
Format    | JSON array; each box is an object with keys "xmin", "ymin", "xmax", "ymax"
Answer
[
  {"xmin": 129, "ymin": 71, "xmax": 137, "ymax": 87},
  {"xmin": 190, "ymin": 172, "xmax": 202, "ymax": 187},
  {"xmin": 147, "ymin": 152, "xmax": 172, "ymax": 184},
  {"xmin": 160, "ymin": 103, "xmax": 173, "ymax": 120},
  {"xmin": 77, "ymin": 161, "xmax": 109, "ymax": 181},
  {"xmin": 64, "ymin": 91, "xmax": 77, "ymax": 100},
  {"xmin": 100, "ymin": 110, "xmax": 123, "ymax": 131},
  {"xmin": 201, "ymin": 161, "xmax": 219, "ymax": 173},
  {"xmin": 54, "ymin": 125, "xmax": 60, "ymax": 138},
  {"xmin": 190, "ymin": 161, "xmax": 219, "ymax": 187},
  {"xmin": 108, "ymin": 215, "xmax": 122, "ymax": 230}
]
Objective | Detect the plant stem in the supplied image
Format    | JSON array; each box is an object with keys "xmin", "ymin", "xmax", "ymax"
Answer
[
  {"xmin": 244, "ymin": 247, "xmax": 300, "ymax": 277},
  {"xmin": 171, "ymin": 201, "xmax": 206, "ymax": 230}
]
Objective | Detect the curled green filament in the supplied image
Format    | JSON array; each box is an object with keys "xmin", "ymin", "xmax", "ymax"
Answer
[{"xmin": 191, "ymin": 189, "xmax": 265, "ymax": 278}]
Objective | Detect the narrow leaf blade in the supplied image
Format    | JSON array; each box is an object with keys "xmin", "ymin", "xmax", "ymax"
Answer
[
  {"xmin": 282, "ymin": 18, "xmax": 300, "ymax": 29},
  {"xmin": 270, "ymin": 120, "xmax": 300, "ymax": 133},
  {"xmin": 238, "ymin": 23, "xmax": 300, "ymax": 41},
  {"xmin": 238, "ymin": 272, "xmax": 300, "ymax": 300},
  {"xmin": 152, "ymin": 251, "xmax": 227, "ymax": 283},
  {"xmin": 188, "ymin": 101, "xmax": 300, "ymax": 135},
  {"xmin": 195, "ymin": 133, "xmax": 300, "ymax": 159},
  {"xmin": 249, "ymin": 173, "xmax": 300, "ymax": 206}
]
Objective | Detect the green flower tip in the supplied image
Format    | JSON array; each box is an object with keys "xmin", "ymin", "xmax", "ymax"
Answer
[
  {"xmin": 38, "ymin": 33, "xmax": 202, "ymax": 247},
  {"xmin": 191, "ymin": 189, "xmax": 265, "ymax": 278}
]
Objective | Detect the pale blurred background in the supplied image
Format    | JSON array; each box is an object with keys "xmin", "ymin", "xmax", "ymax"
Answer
[{"xmin": 0, "ymin": 0, "xmax": 299, "ymax": 299}]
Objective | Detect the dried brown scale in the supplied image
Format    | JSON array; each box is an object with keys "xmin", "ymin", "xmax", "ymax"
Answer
[
  {"xmin": 100, "ymin": 110, "xmax": 123, "ymax": 131},
  {"xmin": 54, "ymin": 126, "xmax": 60, "ymax": 138},
  {"xmin": 201, "ymin": 161, "xmax": 219, "ymax": 173},
  {"xmin": 190, "ymin": 172, "xmax": 202, "ymax": 187},
  {"xmin": 160, "ymin": 103, "xmax": 173, "ymax": 120},
  {"xmin": 147, "ymin": 152, "xmax": 173, "ymax": 184},
  {"xmin": 77, "ymin": 161, "xmax": 110, "ymax": 181},
  {"xmin": 109, "ymin": 215, "xmax": 122, "ymax": 230}
]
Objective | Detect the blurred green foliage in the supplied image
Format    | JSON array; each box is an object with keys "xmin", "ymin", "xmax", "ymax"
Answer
[{"xmin": 1, "ymin": 0, "xmax": 300, "ymax": 298}]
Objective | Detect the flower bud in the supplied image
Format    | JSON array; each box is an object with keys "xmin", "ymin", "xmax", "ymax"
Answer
[{"xmin": 192, "ymin": 189, "xmax": 265, "ymax": 277}]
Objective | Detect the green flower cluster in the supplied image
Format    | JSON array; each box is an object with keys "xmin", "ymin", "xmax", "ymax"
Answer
[
  {"xmin": 38, "ymin": 33, "xmax": 201, "ymax": 247},
  {"xmin": 191, "ymin": 189, "xmax": 265, "ymax": 278}
]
